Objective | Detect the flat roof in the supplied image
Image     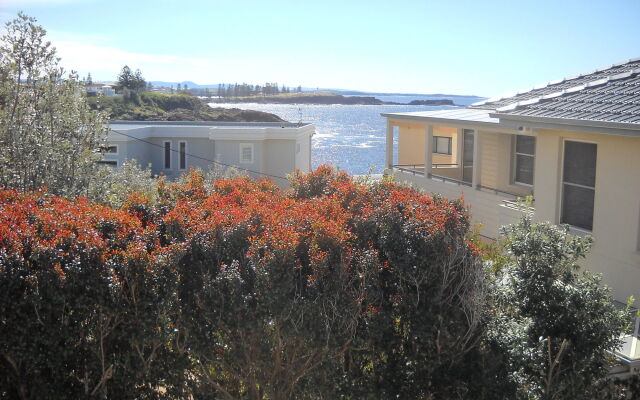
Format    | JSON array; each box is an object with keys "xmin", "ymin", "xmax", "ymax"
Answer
[
  {"xmin": 381, "ymin": 108, "xmax": 498, "ymax": 125},
  {"xmin": 109, "ymin": 120, "xmax": 312, "ymax": 130}
]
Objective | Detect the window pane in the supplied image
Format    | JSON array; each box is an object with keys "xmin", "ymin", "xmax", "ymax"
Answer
[
  {"xmin": 433, "ymin": 136, "xmax": 451, "ymax": 154},
  {"xmin": 241, "ymin": 146, "xmax": 252, "ymax": 162},
  {"xmin": 515, "ymin": 154, "xmax": 534, "ymax": 185},
  {"xmin": 105, "ymin": 145, "xmax": 118, "ymax": 154},
  {"xmin": 463, "ymin": 131, "xmax": 474, "ymax": 165},
  {"xmin": 563, "ymin": 141, "xmax": 597, "ymax": 187},
  {"xmin": 179, "ymin": 142, "xmax": 186, "ymax": 169},
  {"xmin": 562, "ymin": 184, "xmax": 595, "ymax": 230},
  {"xmin": 164, "ymin": 142, "xmax": 171, "ymax": 169},
  {"xmin": 516, "ymin": 135, "xmax": 535, "ymax": 155}
]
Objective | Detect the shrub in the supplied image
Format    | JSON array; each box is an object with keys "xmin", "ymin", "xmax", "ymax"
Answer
[
  {"xmin": 488, "ymin": 217, "xmax": 631, "ymax": 399},
  {"xmin": 0, "ymin": 167, "xmax": 484, "ymax": 399}
]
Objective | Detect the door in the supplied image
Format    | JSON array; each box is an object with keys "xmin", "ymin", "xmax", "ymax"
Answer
[{"xmin": 462, "ymin": 129, "xmax": 475, "ymax": 183}]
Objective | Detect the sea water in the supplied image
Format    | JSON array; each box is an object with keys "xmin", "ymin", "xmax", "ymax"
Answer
[{"xmin": 210, "ymin": 96, "xmax": 479, "ymax": 175}]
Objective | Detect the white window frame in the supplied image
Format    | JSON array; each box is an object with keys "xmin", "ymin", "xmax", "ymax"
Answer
[
  {"xmin": 512, "ymin": 135, "xmax": 535, "ymax": 187},
  {"xmin": 559, "ymin": 139, "xmax": 597, "ymax": 233},
  {"xmin": 178, "ymin": 141, "xmax": 187, "ymax": 170},
  {"xmin": 239, "ymin": 143, "xmax": 254, "ymax": 164},
  {"xmin": 432, "ymin": 136, "xmax": 452, "ymax": 155},
  {"xmin": 163, "ymin": 140, "xmax": 172, "ymax": 170}
]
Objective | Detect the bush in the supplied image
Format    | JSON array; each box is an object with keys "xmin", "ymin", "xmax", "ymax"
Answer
[
  {"xmin": 488, "ymin": 217, "xmax": 631, "ymax": 399},
  {"xmin": 0, "ymin": 167, "xmax": 484, "ymax": 399}
]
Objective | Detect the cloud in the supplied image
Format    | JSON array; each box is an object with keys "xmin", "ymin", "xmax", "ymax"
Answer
[
  {"xmin": 52, "ymin": 38, "xmax": 230, "ymax": 83},
  {"xmin": 47, "ymin": 32, "xmax": 314, "ymax": 85}
]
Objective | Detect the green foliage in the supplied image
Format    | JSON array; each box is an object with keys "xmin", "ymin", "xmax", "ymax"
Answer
[
  {"xmin": 488, "ymin": 217, "xmax": 631, "ymax": 399},
  {"xmin": 0, "ymin": 167, "xmax": 484, "ymax": 399},
  {"xmin": 87, "ymin": 160, "xmax": 158, "ymax": 208},
  {"xmin": 117, "ymin": 65, "xmax": 146, "ymax": 94},
  {"xmin": 88, "ymin": 92, "xmax": 284, "ymax": 122},
  {"xmin": 0, "ymin": 13, "xmax": 108, "ymax": 197}
]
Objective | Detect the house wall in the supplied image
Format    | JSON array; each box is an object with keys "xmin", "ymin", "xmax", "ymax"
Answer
[
  {"xmin": 264, "ymin": 139, "xmax": 296, "ymax": 185},
  {"xmin": 397, "ymin": 122, "xmax": 456, "ymax": 166},
  {"xmin": 398, "ymin": 123, "xmax": 425, "ymax": 166},
  {"xmin": 478, "ymin": 130, "xmax": 532, "ymax": 197},
  {"xmin": 295, "ymin": 134, "xmax": 311, "ymax": 173},
  {"xmin": 533, "ymin": 128, "xmax": 640, "ymax": 303},
  {"xmin": 433, "ymin": 126, "xmax": 457, "ymax": 165},
  {"xmin": 214, "ymin": 139, "xmax": 264, "ymax": 179}
]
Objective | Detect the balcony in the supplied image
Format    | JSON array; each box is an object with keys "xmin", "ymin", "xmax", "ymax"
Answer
[{"xmin": 385, "ymin": 121, "xmax": 535, "ymax": 240}]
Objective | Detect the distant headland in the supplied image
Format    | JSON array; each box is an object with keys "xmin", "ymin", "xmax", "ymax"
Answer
[{"xmin": 209, "ymin": 92, "xmax": 458, "ymax": 106}]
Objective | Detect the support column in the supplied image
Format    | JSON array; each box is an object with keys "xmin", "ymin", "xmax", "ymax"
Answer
[
  {"xmin": 385, "ymin": 120, "xmax": 394, "ymax": 169},
  {"xmin": 425, "ymin": 125, "xmax": 433, "ymax": 177},
  {"xmin": 456, "ymin": 128, "xmax": 464, "ymax": 167},
  {"xmin": 472, "ymin": 130, "xmax": 481, "ymax": 189}
]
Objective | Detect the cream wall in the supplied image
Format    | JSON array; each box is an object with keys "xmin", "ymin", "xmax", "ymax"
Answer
[
  {"xmin": 432, "ymin": 126, "xmax": 457, "ymax": 165},
  {"xmin": 397, "ymin": 123, "xmax": 457, "ymax": 166},
  {"xmin": 398, "ymin": 122, "xmax": 426, "ymax": 165},
  {"xmin": 533, "ymin": 128, "xmax": 640, "ymax": 302},
  {"xmin": 478, "ymin": 130, "xmax": 533, "ymax": 197}
]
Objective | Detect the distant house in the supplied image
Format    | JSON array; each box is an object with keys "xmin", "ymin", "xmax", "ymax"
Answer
[
  {"xmin": 382, "ymin": 58, "xmax": 640, "ymax": 369},
  {"xmin": 101, "ymin": 121, "xmax": 314, "ymax": 186},
  {"xmin": 86, "ymin": 83, "xmax": 117, "ymax": 97}
]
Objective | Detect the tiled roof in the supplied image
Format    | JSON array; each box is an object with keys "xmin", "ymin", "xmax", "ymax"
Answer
[
  {"xmin": 472, "ymin": 58, "xmax": 640, "ymax": 111},
  {"xmin": 381, "ymin": 108, "xmax": 498, "ymax": 124},
  {"xmin": 494, "ymin": 70, "xmax": 640, "ymax": 124}
]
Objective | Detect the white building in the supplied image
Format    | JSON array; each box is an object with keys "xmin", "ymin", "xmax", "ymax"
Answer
[{"xmin": 101, "ymin": 121, "xmax": 314, "ymax": 186}]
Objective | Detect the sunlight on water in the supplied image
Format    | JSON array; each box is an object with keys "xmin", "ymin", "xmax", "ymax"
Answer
[{"xmin": 209, "ymin": 102, "xmax": 469, "ymax": 175}]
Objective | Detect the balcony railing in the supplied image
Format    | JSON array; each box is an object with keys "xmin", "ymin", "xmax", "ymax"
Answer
[
  {"xmin": 476, "ymin": 184, "xmax": 524, "ymax": 200},
  {"xmin": 393, "ymin": 165, "xmax": 535, "ymax": 201},
  {"xmin": 428, "ymin": 173, "xmax": 472, "ymax": 187}
]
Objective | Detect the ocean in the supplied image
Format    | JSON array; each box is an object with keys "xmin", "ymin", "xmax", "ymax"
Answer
[{"xmin": 210, "ymin": 95, "xmax": 480, "ymax": 175}]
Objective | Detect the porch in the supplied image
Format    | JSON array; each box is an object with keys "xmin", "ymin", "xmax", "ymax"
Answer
[{"xmin": 383, "ymin": 113, "xmax": 535, "ymax": 240}]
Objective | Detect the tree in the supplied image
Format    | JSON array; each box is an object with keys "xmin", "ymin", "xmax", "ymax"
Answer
[
  {"xmin": 133, "ymin": 68, "xmax": 146, "ymax": 92},
  {"xmin": 117, "ymin": 66, "xmax": 145, "ymax": 94},
  {"xmin": 117, "ymin": 65, "xmax": 134, "ymax": 92},
  {"xmin": 0, "ymin": 13, "xmax": 108, "ymax": 197},
  {"xmin": 86, "ymin": 72, "xmax": 93, "ymax": 85},
  {"xmin": 488, "ymin": 217, "xmax": 631, "ymax": 399}
]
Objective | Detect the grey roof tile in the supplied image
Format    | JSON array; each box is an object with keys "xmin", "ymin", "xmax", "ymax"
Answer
[{"xmin": 487, "ymin": 59, "xmax": 640, "ymax": 125}]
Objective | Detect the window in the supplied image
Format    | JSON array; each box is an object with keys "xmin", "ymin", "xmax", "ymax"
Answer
[
  {"xmin": 179, "ymin": 141, "xmax": 187, "ymax": 170},
  {"xmin": 513, "ymin": 135, "xmax": 535, "ymax": 185},
  {"xmin": 240, "ymin": 143, "xmax": 253, "ymax": 164},
  {"xmin": 103, "ymin": 145, "xmax": 118, "ymax": 154},
  {"xmin": 97, "ymin": 160, "xmax": 117, "ymax": 167},
  {"xmin": 432, "ymin": 136, "xmax": 452, "ymax": 155},
  {"xmin": 561, "ymin": 140, "xmax": 597, "ymax": 231},
  {"xmin": 163, "ymin": 141, "xmax": 171, "ymax": 169}
]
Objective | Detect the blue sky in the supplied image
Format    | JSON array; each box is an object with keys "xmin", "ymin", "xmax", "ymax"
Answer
[{"xmin": 1, "ymin": 0, "xmax": 639, "ymax": 97}]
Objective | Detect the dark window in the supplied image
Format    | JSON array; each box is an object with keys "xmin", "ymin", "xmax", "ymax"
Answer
[
  {"xmin": 462, "ymin": 129, "xmax": 474, "ymax": 183},
  {"xmin": 164, "ymin": 141, "xmax": 171, "ymax": 169},
  {"xmin": 179, "ymin": 142, "xmax": 186, "ymax": 170},
  {"xmin": 561, "ymin": 141, "xmax": 597, "ymax": 230},
  {"xmin": 103, "ymin": 145, "xmax": 118, "ymax": 154},
  {"xmin": 97, "ymin": 160, "xmax": 117, "ymax": 167},
  {"xmin": 432, "ymin": 136, "xmax": 452, "ymax": 155},
  {"xmin": 514, "ymin": 135, "xmax": 535, "ymax": 185}
]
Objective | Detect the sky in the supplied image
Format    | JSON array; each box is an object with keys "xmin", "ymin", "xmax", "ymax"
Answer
[{"xmin": 1, "ymin": 0, "xmax": 639, "ymax": 97}]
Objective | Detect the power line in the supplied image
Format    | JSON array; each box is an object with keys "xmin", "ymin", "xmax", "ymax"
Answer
[{"xmin": 109, "ymin": 129, "xmax": 289, "ymax": 181}]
